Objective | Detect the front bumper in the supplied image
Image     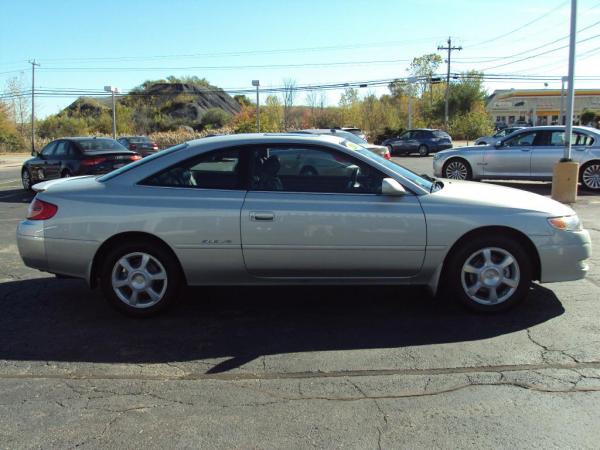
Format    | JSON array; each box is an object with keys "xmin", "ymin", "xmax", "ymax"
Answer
[
  {"xmin": 534, "ymin": 229, "xmax": 592, "ymax": 283},
  {"xmin": 16, "ymin": 220, "xmax": 48, "ymax": 271}
]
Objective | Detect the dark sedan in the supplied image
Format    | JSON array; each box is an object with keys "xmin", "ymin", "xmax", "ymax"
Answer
[
  {"xmin": 383, "ymin": 129, "xmax": 453, "ymax": 156},
  {"xmin": 22, "ymin": 137, "xmax": 141, "ymax": 190},
  {"xmin": 117, "ymin": 136, "xmax": 159, "ymax": 157}
]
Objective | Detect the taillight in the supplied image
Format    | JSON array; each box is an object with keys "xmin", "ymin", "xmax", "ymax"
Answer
[
  {"xmin": 128, "ymin": 143, "xmax": 137, "ymax": 150},
  {"xmin": 384, "ymin": 150, "xmax": 391, "ymax": 160},
  {"xmin": 130, "ymin": 154, "xmax": 142, "ymax": 161},
  {"xmin": 81, "ymin": 157, "xmax": 107, "ymax": 166},
  {"xmin": 27, "ymin": 198, "xmax": 58, "ymax": 220},
  {"xmin": 152, "ymin": 143, "xmax": 158, "ymax": 150}
]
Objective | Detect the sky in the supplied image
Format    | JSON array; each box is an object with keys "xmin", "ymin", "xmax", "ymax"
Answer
[{"xmin": 1, "ymin": 0, "xmax": 600, "ymax": 118}]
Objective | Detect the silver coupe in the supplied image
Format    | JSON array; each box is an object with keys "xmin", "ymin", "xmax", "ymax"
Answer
[
  {"xmin": 17, "ymin": 133, "xmax": 591, "ymax": 317},
  {"xmin": 433, "ymin": 126, "xmax": 600, "ymax": 191}
]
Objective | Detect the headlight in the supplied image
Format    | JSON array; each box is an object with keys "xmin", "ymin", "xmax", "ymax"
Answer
[{"xmin": 547, "ymin": 215, "xmax": 582, "ymax": 231}]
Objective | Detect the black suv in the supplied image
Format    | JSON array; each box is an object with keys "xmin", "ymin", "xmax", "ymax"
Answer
[{"xmin": 382, "ymin": 129, "xmax": 453, "ymax": 156}]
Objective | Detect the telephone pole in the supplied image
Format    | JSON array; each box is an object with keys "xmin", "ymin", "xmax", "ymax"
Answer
[
  {"xmin": 29, "ymin": 60, "xmax": 40, "ymax": 153},
  {"xmin": 437, "ymin": 37, "xmax": 462, "ymax": 126}
]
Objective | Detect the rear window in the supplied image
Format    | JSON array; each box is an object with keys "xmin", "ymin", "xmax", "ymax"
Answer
[
  {"xmin": 78, "ymin": 138, "xmax": 127, "ymax": 152},
  {"xmin": 128, "ymin": 137, "xmax": 151, "ymax": 144},
  {"xmin": 433, "ymin": 131, "xmax": 450, "ymax": 138}
]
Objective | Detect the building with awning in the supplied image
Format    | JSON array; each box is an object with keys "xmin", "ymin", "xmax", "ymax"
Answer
[{"xmin": 486, "ymin": 89, "xmax": 600, "ymax": 127}]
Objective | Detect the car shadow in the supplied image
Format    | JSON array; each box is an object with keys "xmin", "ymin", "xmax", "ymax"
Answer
[
  {"xmin": 0, "ymin": 278, "xmax": 564, "ymax": 373},
  {"xmin": 0, "ymin": 188, "xmax": 34, "ymax": 204}
]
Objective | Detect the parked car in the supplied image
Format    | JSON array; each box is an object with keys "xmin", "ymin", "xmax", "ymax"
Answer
[
  {"xmin": 382, "ymin": 129, "xmax": 453, "ymax": 156},
  {"xmin": 433, "ymin": 126, "xmax": 600, "ymax": 191},
  {"xmin": 117, "ymin": 136, "xmax": 159, "ymax": 157},
  {"xmin": 341, "ymin": 127, "xmax": 367, "ymax": 141},
  {"xmin": 17, "ymin": 133, "xmax": 590, "ymax": 317},
  {"xmin": 21, "ymin": 137, "xmax": 141, "ymax": 190},
  {"xmin": 475, "ymin": 127, "xmax": 524, "ymax": 146},
  {"xmin": 301, "ymin": 129, "xmax": 391, "ymax": 159}
]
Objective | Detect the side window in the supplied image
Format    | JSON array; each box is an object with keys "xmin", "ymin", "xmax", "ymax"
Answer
[
  {"xmin": 66, "ymin": 142, "xmax": 79, "ymax": 157},
  {"xmin": 40, "ymin": 142, "xmax": 57, "ymax": 157},
  {"xmin": 504, "ymin": 132, "xmax": 536, "ymax": 147},
  {"xmin": 53, "ymin": 141, "xmax": 68, "ymax": 158},
  {"xmin": 142, "ymin": 148, "xmax": 242, "ymax": 189},
  {"xmin": 574, "ymin": 132, "xmax": 594, "ymax": 146},
  {"xmin": 549, "ymin": 131, "xmax": 565, "ymax": 146},
  {"xmin": 250, "ymin": 146, "xmax": 385, "ymax": 194}
]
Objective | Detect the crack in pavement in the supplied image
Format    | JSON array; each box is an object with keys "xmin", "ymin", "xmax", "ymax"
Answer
[{"xmin": 526, "ymin": 328, "xmax": 580, "ymax": 364}]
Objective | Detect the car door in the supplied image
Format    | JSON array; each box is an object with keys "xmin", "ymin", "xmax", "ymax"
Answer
[
  {"xmin": 29, "ymin": 141, "xmax": 58, "ymax": 183},
  {"xmin": 139, "ymin": 146, "xmax": 248, "ymax": 284},
  {"xmin": 394, "ymin": 131, "xmax": 412, "ymax": 152},
  {"xmin": 529, "ymin": 130, "xmax": 563, "ymax": 179},
  {"xmin": 241, "ymin": 144, "xmax": 427, "ymax": 278},
  {"xmin": 48, "ymin": 140, "xmax": 69, "ymax": 178},
  {"xmin": 483, "ymin": 130, "xmax": 537, "ymax": 178}
]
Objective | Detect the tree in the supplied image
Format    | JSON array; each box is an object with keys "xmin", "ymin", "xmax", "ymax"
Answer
[
  {"xmin": 305, "ymin": 90, "xmax": 319, "ymax": 128},
  {"xmin": 5, "ymin": 75, "xmax": 30, "ymax": 138},
  {"xmin": 407, "ymin": 53, "xmax": 443, "ymax": 99},
  {"xmin": 282, "ymin": 78, "xmax": 297, "ymax": 130},
  {"xmin": 580, "ymin": 109, "xmax": 597, "ymax": 126},
  {"xmin": 200, "ymin": 108, "xmax": 231, "ymax": 129},
  {"xmin": 338, "ymin": 88, "xmax": 360, "ymax": 126},
  {"xmin": 262, "ymin": 95, "xmax": 283, "ymax": 132},
  {"xmin": 449, "ymin": 109, "xmax": 493, "ymax": 144},
  {"xmin": 433, "ymin": 71, "xmax": 487, "ymax": 122},
  {"xmin": 233, "ymin": 95, "xmax": 253, "ymax": 107}
]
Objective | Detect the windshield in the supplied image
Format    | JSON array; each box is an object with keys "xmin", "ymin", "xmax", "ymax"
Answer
[
  {"xmin": 129, "ymin": 136, "xmax": 152, "ymax": 144},
  {"xmin": 337, "ymin": 131, "xmax": 368, "ymax": 145},
  {"xmin": 98, "ymin": 143, "xmax": 188, "ymax": 182},
  {"xmin": 352, "ymin": 146, "xmax": 434, "ymax": 192}
]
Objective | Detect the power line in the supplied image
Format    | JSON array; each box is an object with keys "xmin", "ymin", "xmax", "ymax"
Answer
[{"xmin": 466, "ymin": 0, "xmax": 569, "ymax": 49}]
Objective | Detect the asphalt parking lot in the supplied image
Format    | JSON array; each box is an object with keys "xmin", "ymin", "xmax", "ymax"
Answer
[{"xmin": 1, "ymin": 154, "xmax": 600, "ymax": 448}]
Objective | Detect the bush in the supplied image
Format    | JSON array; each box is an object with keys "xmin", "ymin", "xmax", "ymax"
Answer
[
  {"xmin": 449, "ymin": 111, "xmax": 493, "ymax": 142},
  {"xmin": 200, "ymin": 108, "xmax": 231, "ymax": 129}
]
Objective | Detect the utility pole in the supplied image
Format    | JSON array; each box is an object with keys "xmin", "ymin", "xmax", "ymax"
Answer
[
  {"xmin": 29, "ymin": 60, "xmax": 40, "ymax": 154},
  {"xmin": 104, "ymin": 86, "xmax": 120, "ymax": 139},
  {"xmin": 559, "ymin": 76, "xmax": 568, "ymax": 125},
  {"xmin": 252, "ymin": 80, "xmax": 260, "ymax": 132},
  {"xmin": 407, "ymin": 77, "xmax": 416, "ymax": 129},
  {"xmin": 438, "ymin": 37, "xmax": 462, "ymax": 127}
]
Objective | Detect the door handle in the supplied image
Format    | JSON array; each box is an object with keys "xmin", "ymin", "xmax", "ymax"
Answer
[{"xmin": 250, "ymin": 212, "xmax": 274, "ymax": 221}]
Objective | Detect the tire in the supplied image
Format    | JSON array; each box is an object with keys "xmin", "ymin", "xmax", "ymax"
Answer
[
  {"xmin": 442, "ymin": 158, "xmax": 472, "ymax": 180},
  {"xmin": 100, "ymin": 240, "xmax": 183, "ymax": 317},
  {"xmin": 300, "ymin": 166, "xmax": 318, "ymax": 176},
  {"xmin": 580, "ymin": 161, "xmax": 600, "ymax": 191},
  {"xmin": 418, "ymin": 145, "xmax": 429, "ymax": 157},
  {"xmin": 444, "ymin": 235, "xmax": 532, "ymax": 313},
  {"xmin": 22, "ymin": 169, "xmax": 32, "ymax": 191},
  {"xmin": 60, "ymin": 169, "xmax": 72, "ymax": 178}
]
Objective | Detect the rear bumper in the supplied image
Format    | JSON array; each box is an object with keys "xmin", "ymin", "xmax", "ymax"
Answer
[
  {"xmin": 534, "ymin": 230, "xmax": 592, "ymax": 283},
  {"xmin": 16, "ymin": 220, "xmax": 48, "ymax": 271}
]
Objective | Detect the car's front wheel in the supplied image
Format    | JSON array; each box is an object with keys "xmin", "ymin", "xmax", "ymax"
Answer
[
  {"xmin": 445, "ymin": 236, "xmax": 532, "ymax": 312},
  {"xmin": 100, "ymin": 241, "xmax": 183, "ymax": 317},
  {"xmin": 580, "ymin": 161, "xmax": 600, "ymax": 191},
  {"xmin": 442, "ymin": 159, "xmax": 472, "ymax": 180}
]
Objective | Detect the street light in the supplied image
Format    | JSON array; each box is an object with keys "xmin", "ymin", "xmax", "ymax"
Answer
[
  {"xmin": 252, "ymin": 80, "xmax": 260, "ymax": 132},
  {"xmin": 104, "ymin": 86, "xmax": 120, "ymax": 139}
]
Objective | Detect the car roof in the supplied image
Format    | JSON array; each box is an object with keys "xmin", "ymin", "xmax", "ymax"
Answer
[
  {"xmin": 511, "ymin": 125, "xmax": 600, "ymax": 134},
  {"xmin": 61, "ymin": 136, "xmax": 118, "ymax": 141},
  {"xmin": 187, "ymin": 132, "xmax": 347, "ymax": 147}
]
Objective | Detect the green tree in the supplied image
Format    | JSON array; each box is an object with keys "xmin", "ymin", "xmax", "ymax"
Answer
[
  {"xmin": 433, "ymin": 71, "xmax": 487, "ymax": 122},
  {"xmin": 408, "ymin": 53, "xmax": 443, "ymax": 98},
  {"xmin": 449, "ymin": 110, "xmax": 493, "ymax": 143},
  {"xmin": 580, "ymin": 109, "xmax": 597, "ymax": 125},
  {"xmin": 234, "ymin": 95, "xmax": 253, "ymax": 107},
  {"xmin": 200, "ymin": 108, "xmax": 231, "ymax": 129},
  {"xmin": 262, "ymin": 95, "xmax": 283, "ymax": 132}
]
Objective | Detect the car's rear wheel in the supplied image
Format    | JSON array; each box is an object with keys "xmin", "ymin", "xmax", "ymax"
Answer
[
  {"xmin": 60, "ymin": 169, "xmax": 71, "ymax": 178},
  {"xmin": 418, "ymin": 145, "xmax": 429, "ymax": 157},
  {"xmin": 100, "ymin": 241, "xmax": 182, "ymax": 317},
  {"xmin": 580, "ymin": 161, "xmax": 600, "ymax": 191},
  {"xmin": 21, "ymin": 169, "xmax": 32, "ymax": 191},
  {"xmin": 444, "ymin": 236, "xmax": 532, "ymax": 312},
  {"xmin": 442, "ymin": 159, "xmax": 472, "ymax": 180}
]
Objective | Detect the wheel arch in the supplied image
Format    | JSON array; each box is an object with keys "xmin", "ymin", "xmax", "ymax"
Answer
[
  {"xmin": 439, "ymin": 225, "xmax": 541, "ymax": 288},
  {"xmin": 442, "ymin": 157, "xmax": 474, "ymax": 179},
  {"xmin": 89, "ymin": 231, "xmax": 187, "ymax": 288},
  {"xmin": 580, "ymin": 159, "xmax": 600, "ymax": 186}
]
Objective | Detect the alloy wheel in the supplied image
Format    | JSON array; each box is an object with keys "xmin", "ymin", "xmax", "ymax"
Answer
[
  {"xmin": 582, "ymin": 163, "xmax": 600, "ymax": 190},
  {"xmin": 461, "ymin": 247, "xmax": 520, "ymax": 306},
  {"xmin": 111, "ymin": 252, "xmax": 168, "ymax": 308},
  {"xmin": 444, "ymin": 161, "xmax": 469, "ymax": 180}
]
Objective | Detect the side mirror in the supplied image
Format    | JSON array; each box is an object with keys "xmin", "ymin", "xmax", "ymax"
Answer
[
  {"xmin": 495, "ymin": 141, "xmax": 503, "ymax": 148},
  {"xmin": 382, "ymin": 178, "xmax": 406, "ymax": 196}
]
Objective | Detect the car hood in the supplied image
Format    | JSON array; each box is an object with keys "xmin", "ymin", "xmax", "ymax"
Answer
[{"xmin": 431, "ymin": 179, "xmax": 575, "ymax": 216}]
